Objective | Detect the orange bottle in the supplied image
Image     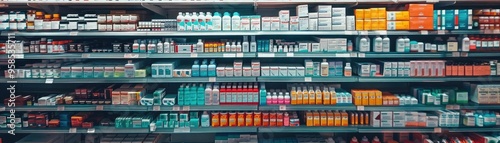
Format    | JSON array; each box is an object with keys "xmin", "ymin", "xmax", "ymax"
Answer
[{"xmin": 211, "ymin": 112, "xmax": 219, "ymax": 127}]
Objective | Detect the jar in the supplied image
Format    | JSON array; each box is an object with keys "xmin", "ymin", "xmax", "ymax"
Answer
[
  {"xmin": 43, "ymin": 14, "xmax": 52, "ymax": 30},
  {"xmin": 51, "ymin": 14, "xmax": 60, "ymax": 30}
]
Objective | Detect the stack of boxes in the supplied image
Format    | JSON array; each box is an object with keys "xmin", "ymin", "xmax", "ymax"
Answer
[
  {"xmin": 296, "ymin": 5, "xmax": 348, "ymax": 31},
  {"xmin": 355, "ymin": 8, "xmax": 387, "ymax": 30},
  {"xmin": 387, "ymin": 11, "xmax": 410, "ymax": 30},
  {"xmin": 371, "ymin": 111, "xmax": 439, "ymax": 128},
  {"xmin": 407, "ymin": 4, "xmax": 434, "ymax": 30},
  {"xmin": 436, "ymin": 9, "xmax": 473, "ymax": 30}
]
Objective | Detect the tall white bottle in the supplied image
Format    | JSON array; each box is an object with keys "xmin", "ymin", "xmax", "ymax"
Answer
[
  {"xmin": 198, "ymin": 12, "xmax": 206, "ymax": 31},
  {"xmin": 225, "ymin": 42, "xmax": 231, "ymax": 52},
  {"xmin": 242, "ymin": 36, "xmax": 249, "ymax": 52},
  {"xmin": 212, "ymin": 84, "xmax": 220, "ymax": 105},
  {"xmin": 204, "ymin": 84, "xmax": 213, "ymax": 105},
  {"xmin": 396, "ymin": 37, "xmax": 405, "ymax": 52},
  {"xmin": 197, "ymin": 39, "xmax": 204, "ymax": 53},
  {"xmin": 404, "ymin": 36, "xmax": 411, "ymax": 52},
  {"xmin": 236, "ymin": 42, "xmax": 242, "ymax": 52},
  {"xmin": 191, "ymin": 12, "xmax": 199, "ymax": 31},
  {"xmin": 250, "ymin": 36, "xmax": 257, "ymax": 52},
  {"xmin": 359, "ymin": 37, "xmax": 369, "ymax": 52},
  {"xmin": 184, "ymin": 12, "xmax": 192, "ymax": 31},
  {"xmin": 462, "ymin": 35, "xmax": 470, "ymax": 52},
  {"xmin": 222, "ymin": 12, "xmax": 231, "ymax": 31},
  {"xmin": 157, "ymin": 41, "xmax": 164, "ymax": 53},
  {"xmin": 231, "ymin": 42, "xmax": 237, "ymax": 52},
  {"xmin": 231, "ymin": 12, "xmax": 241, "ymax": 31},
  {"xmin": 320, "ymin": 59, "xmax": 329, "ymax": 77},
  {"xmin": 177, "ymin": 12, "xmax": 185, "ymax": 31},
  {"xmin": 212, "ymin": 12, "xmax": 222, "ymax": 31},
  {"xmin": 382, "ymin": 36, "xmax": 390, "ymax": 52},
  {"xmin": 373, "ymin": 36, "xmax": 383, "ymax": 52},
  {"xmin": 163, "ymin": 39, "xmax": 170, "ymax": 53},
  {"xmin": 206, "ymin": 12, "xmax": 213, "ymax": 30}
]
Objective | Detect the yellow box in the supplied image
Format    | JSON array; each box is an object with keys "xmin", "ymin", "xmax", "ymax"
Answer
[
  {"xmin": 353, "ymin": 90, "xmax": 362, "ymax": 105},
  {"xmin": 376, "ymin": 91, "xmax": 383, "ymax": 105},
  {"xmin": 378, "ymin": 8, "xmax": 387, "ymax": 19},
  {"xmin": 356, "ymin": 20, "xmax": 364, "ymax": 30},
  {"xmin": 387, "ymin": 21, "xmax": 410, "ymax": 30},
  {"xmin": 387, "ymin": 11, "xmax": 410, "ymax": 21},
  {"xmin": 364, "ymin": 9, "xmax": 372, "ymax": 19},
  {"xmin": 364, "ymin": 20, "xmax": 372, "ymax": 30},
  {"xmin": 371, "ymin": 20, "xmax": 380, "ymax": 30},
  {"xmin": 362, "ymin": 91, "xmax": 369, "ymax": 105},
  {"xmin": 355, "ymin": 9, "xmax": 365, "ymax": 20},
  {"xmin": 370, "ymin": 8, "xmax": 378, "ymax": 19},
  {"xmin": 369, "ymin": 90, "xmax": 376, "ymax": 105}
]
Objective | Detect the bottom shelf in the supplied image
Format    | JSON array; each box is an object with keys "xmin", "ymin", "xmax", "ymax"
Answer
[{"xmin": 258, "ymin": 126, "xmax": 358, "ymax": 133}]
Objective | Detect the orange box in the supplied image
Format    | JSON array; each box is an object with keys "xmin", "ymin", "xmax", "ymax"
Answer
[
  {"xmin": 379, "ymin": 19, "xmax": 387, "ymax": 30},
  {"xmin": 375, "ymin": 91, "xmax": 383, "ymax": 105},
  {"xmin": 393, "ymin": 97, "xmax": 399, "ymax": 105},
  {"xmin": 362, "ymin": 91, "xmax": 369, "ymax": 105},
  {"xmin": 409, "ymin": 17, "xmax": 433, "ymax": 30},
  {"xmin": 371, "ymin": 8, "xmax": 379, "ymax": 19},
  {"xmin": 446, "ymin": 65, "xmax": 452, "ymax": 76},
  {"xmin": 406, "ymin": 4, "xmax": 434, "ymax": 17},
  {"xmin": 229, "ymin": 112, "xmax": 237, "ymax": 127},
  {"xmin": 262, "ymin": 112, "xmax": 269, "ymax": 126},
  {"xmin": 355, "ymin": 9, "xmax": 365, "ymax": 19},
  {"xmin": 356, "ymin": 20, "xmax": 364, "ymax": 30},
  {"xmin": 452, "ymin": 65, "xmax": 458, "ymax": 76},
  {"xmin": 334, "ymin": 112, "xmax": 341, "ymax": 126},
  {"xmin": 211, "ymin": 112, "xmax": 219, "ymax": 127},
  {"xmin": 465, "ymin": 65, "xmax": 473, "ymax": 76},
  {"xmin": 253, "ymin": 112, "xmax": 261, "ymax": 126},
  {"xmin": 369, "ymin": 90, "xmax": 376, "ymax": 105},
  {"xmin": 341, "ymin": 112, "xmax": 348, "ymax": 126},
  {"xmin": 458, "ymin": 65, "xmax": 465, "ymax": 76},
  {"xmin": 237, "ymin": 112, "xmax": 245, "ymax": 127},
  {"xmin": 378, "ymin": 8, "xmax": 387, "ymax": 19},
  {"xmin": 220, "ymin": 112, "xmax": 228, "ymax": 127},
  {"xmin": 364, "ymin": 20, "xmax": 372, "ymax": 30},
  {"xmin": 364, "ymin": 9, "xmax": 372, "ymax": 19}
]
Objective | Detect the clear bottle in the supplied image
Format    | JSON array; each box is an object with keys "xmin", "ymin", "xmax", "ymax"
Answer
[
  {"xmin": 177, "ymin": 12, "xmax": 185, "ymax": 31},
  {"xmin": 192, "ymin": 60, "xmax": 200, "ymax": 77},
  {"xmin": 396, "ymin": 37, "xmax": 405, "ymax": 52},
  {"xmin": 205, "ymin": 12, "xmax": 213, "ymax": 30},
  {"xmin": 198, "ymin": 12, "xmax": 206, "ymax": 31},
  {"xmin": 462, "ymin": 35, "xmax": 470, "ymax": 52},
  {"xmin": 212, "ymin": 12, "xmax": 222, "ymax": 31},
  {"xmin": 225, "ymin": 42, "xmax": 231, "ymax": 52},
  {"xmin": 212, "ymin": 85, "xmax": 220, "ymax": 105},
  {"xmin": 192, "ymin": 12, "xmax": 199, "ymax": 31},
  {"xmin": 157, "ymin": 41, "xmax": 164, "ymax": 53},
  {"xmin": 163, "ymin": 39, "xmax": 170, "ymax": 53},
  {"xmin": 344, "ymin": 63, "xmax": 352, "ymax": 77},
  {"xmin": 320, "ymin": 59, "xmax": 329, "ymax": 77},
  {"xmin": 347, "ymin": 40, "xmax": 353, "ymax": 52}
]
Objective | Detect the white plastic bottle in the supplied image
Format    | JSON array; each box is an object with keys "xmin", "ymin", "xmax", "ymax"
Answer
[
  {"xmin": 222, "ymin": 12, "xmax": 231, "ymax": 31},
  {"xmin": 139, "ymin": 40, "xmax": 146, "ymax": 53},
  {"xmin": 344, "ymin": 63, "xmax": 352, "ymax": 77},
  {"xmin": 236, "ymin": 42, "xmax": 242, "ymax": 52},
  {"xmin": 157, "ymin": 40, "xmax": 164, "ymax": 53},
  {"xmin": 198, "ymin": 12, "xmax": 206, "ymax": 31},
  {"xmin": 382, "ymin": 36, "xmax": 390, "ymax": 52},
  {"xmin": 147, "ymin": 41, "xmax": 156, "ymax": 53},
  {"xmin": 212, "ymin": 85, "xmax": 220, "ymax": 105},
  {"xmin": 242, "ymin": 36, "xmax": 249, "ymax": 52},
  {"xmin": 396, "ymin": 37, "xmax": 405, "ymax": 52},
  {"xmin": 404, "ymin": 36, "xmax": 411, "ymax": 52},
  {"xmin": 359, "ymin": 37, "xmax": 369, "ymax": 52},
  {"xmin": 250, "ymin": 36, "xmax": 257, "ymax": 52},
  {"xmin": 231, "ymin": 42, "xmax": 237, "ymax": 52},
  {"xmin": 320, "ymin": 59, "xmax": 329, "ymax": 77},
  {"xmin": 231, "ymin": 12, "xmax": 241, "ymax": 31},
  {"xmin": 462, "ymin": 35, "xmax": 470, "ymax": 51},
  {"xmin": 184, "ymin": 12, "xmax": 192, "ymax": 31},
  {"xmin": 197, "ymin": 39, "xmax": 204, "ymax": 53},
  {"xmin": 191, "ymin": 12, "xmax": 199, "ymax": 31},
  {"xmin": 225, "ymin": 42, "xmax": 231, "ymax": 52},
  {"xmin": 212, "ymin": 12, "xmax": 222, "ymax": 31},
  {"xmin": 373, "ymin": 36, "xmax": 383, "ymax": 52},
  {"xmin": 177, "ymin": 12, "xmax": 185, "ymax": 31},
  {"xmin": 206, "ymin": 12, "xmax": 213, "ymax": 30},
  {"xmin": 204, "ymin": 85, "xmax": 213, "ymax": 105},
  {"xmin": 132, "ymin": 40, "xmax": 139, "ymax": 52},
  {"xmin": 163, "ymin": 39, "xmax": 170, "ymax": 53}
]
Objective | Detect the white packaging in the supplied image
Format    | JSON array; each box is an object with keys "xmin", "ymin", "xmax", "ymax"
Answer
[
  {"xmin": 217, "ymin": 67, "xmax": 225, "ymax": 77},
  {"xmin": 271, "ymin": 17, "xmax": 280, "ymax": 31},
  {"xmin": 288, "ymin": 67, "xmax": 297, "ymax": 76},
  {"xmin": 346, "ymin": 16, "xmax": 355, "ymax": 31},
  {"xmin": 297, "ymin": 5, "xmax": 309, "ymax": 17},
  {"xmin": 318, "ymin": 18, "xmax": 332, "ymax": 30},
  {"xmin": 225, "ymin": 66, "xmax": 234, "ymax": 77},
  {"xmin": 270, "ymin": 66, "xmax": 279, "ymax": 77},
  {"xmin": 280, "ymin": 21, "xmax": 289, "ymax": 31},
  {"xmin": 331, "ymin": 8, "xmax": 346, "ymax": 17},
  {"xmin": 243, "ymin": 67, "xmax": 252, "ymax": 76},
  {"xmin": 311, "ymin": 43, "xmax": 321, "ymax": 52},
  {"xmin": 279, "ymin": 66, "xmax": 288, "ymax": 76},
  {"xmin": 241, "ymin": 16, "xmax": 251, "ymax": 31},
  {"xmin": 296, "ymin": 67, "xmax": 305, "ymax": 76},
  {"xmin": 261, "ymin": 66, "xmax": 270, "ymax": 76},
  {"xmin": 371, "ymin": 111, "xmax": 381, "ymax": 127},
  {"xmin": 309, "ymin": 18, "xmax": 318, "ymax": 31},
  {"xmin": 316, "ymin": 5, "xmax": 332, "ymax": 18},
  {"xmin": 299, "ymin": 17, "xmax": 309, "ymax": 30},
  {"xmin": 234, "ymin": 68, "xmax": 243, "ymax": 77},
  {"xmin": 279, "ymin": 10, "xmax": 290, "ymax": 22},
  {"xmin": 290, "ymin": 16, "xmax": 299, "ymax": 31},
  {"xmin": 331, "ymin": 17, "xmax": 346, "ymax": 30},
  {"xmin": 251, "ymin": 16, "xmax": 261, "ymax": 31},
  {"xmin": 262, "ymin": 17, "xmax": 271, "ymax": 31}
]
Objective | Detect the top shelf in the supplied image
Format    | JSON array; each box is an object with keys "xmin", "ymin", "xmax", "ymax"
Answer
[{"xmin": 3, "ymin": 30, "xmax": 499, "ymax": 37}]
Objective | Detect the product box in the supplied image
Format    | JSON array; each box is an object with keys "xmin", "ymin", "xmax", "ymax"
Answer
[
  {"xmin": 308, "ymin": 13, "xmax": 318, "ymax": 30},
  {"xmin": 261, "ymin": 17, "xmax": 271, "ymax": 31},
  {"xmin": 299, "ymin": 17, "xmax": 309, "ymax": 30},
  {"xmin": 371, "ymin": 111, "xmax": 381, "ymax": 127},
  {"xmin": 409, "ymin": 17, "xmax": 433, "ymax": 30},
  {"xmin": 387, "ymin": 21, "xmax": 410, "ymax": 30},
  {"xmin": 316, "ymin": 5, "xmax": 332, "ymax": 18},
  {"xmin": 364, "ymin": 19, "xmax": 372, "ymax": 30},
  {"xmin": 355, "ymin": 9, "xmax": 365, "ymax": 20},
  {"xmin": 280, "ymin": 21, "xmax": 289, "ymax": 31},
  {"xmin": 297, "ymin": 5, "xmax": 309, "ymax": 18},
  {"xmin": 271, "ymin": 17, "xmax": 280, "ymax": 31},
  {"xmin": 332, "ymin": 8, "xmax": 346, "ymax": 17},
  {"xmin": 346, "ymin": 16, "xmax": 355, "ymax": 31},
  {"xmin": 279, "ymin": 10, "xmax": 290, "ymax": 22},
  {"xmin": 387, "ymin": 11, "xmax": 410, "ymax": 21},
  {"xmin": 331, "ymin": 17, "xmax": 346, "ymax": 30},
  {"xmin": 318, "ymin": 18, "xmax": 332, "ymax": 30},
  {"xmin": 406, "ymin": 4, "xmax": 434, "ymax": 17},
  {"xmin": 290, "ymin": 16, "xmax": 299, "ymax": 31},
  {"xmin": 270, "ymin": 66, "xmax": 279, "ymax": 77},
  {"xmin": 241, "ymin": 16, "xmax": 251, "ymax": 31},
  {"xmin": 251, "ymin": 15, "xmax": 261, "ymax": 31},
  {"xmin": 356, "ymin": 20, "xmax": 364, "ymax": 30}
]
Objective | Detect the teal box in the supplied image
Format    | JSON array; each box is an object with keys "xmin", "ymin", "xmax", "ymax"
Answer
[
  {"xmin": 190, "ymin": 119, "xmax": 199, "ymax": 127},
  {"xmin": 83, "ymin": 66, "xmax": 93, "ymax": 78},
  {"xmin": 142, "ymin": 118, "xmax": 150, "ymax": 128},
  {"xmin": 169, "ymin": 113, "xmax": 178, "ymax": 121},
  {"xmin": 155, "ymin": 120, "xmax": 163, "ymax": 128},
  {"xmin": 93, "ymin": 66, "xmax": 104, "ymax": 78},
  {"xmin": 163, "ymin": 121, "xmax": 169, "ymax": 128},
  {"xmin": 179, "ymin": 113, "xmax": 188, "ymax": 121},
  {"xmin": 433, "ymin": 10, "xmax": 439, "ymax": 30},
  {"xmin": 132, "ymin": 117, "xmax": 142, "ymax": 128},
  {"xmin": 444, "ymin": 10, "xmax": 455, "ymax": 30},
  {"xmin": 159, "ymin": 113, "xmax": 169, "ymax": 121},
  {"xmin": 458, "ymin": 9, "xmax": 469, "ymax": 29}
]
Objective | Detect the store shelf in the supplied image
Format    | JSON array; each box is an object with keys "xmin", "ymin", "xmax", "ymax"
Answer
[
  {"xmin": 357, "ymin": 77, "xmax": 500, "ymax": 82},
  {"xmin": 257, "ymin": 77, "xmax": 357, "ymax": 82},
  {"xmin": 461, "ymin": 52, "xmax": 500, "ymax": 57},
  {"xmin": 259, "ymin": 105, "xmax": 356, "ymax": 111},
  {"xmin": 257, "ymin": 52, "xmax": 354, "ymax": 58},
  {"xmin": 258, "ymin": 126, "xmax": 358, "ymax": 133},
  {"xmin": 358, "ymin": 127, "xmax": 437, "ymax": 133},
  {"xmin": 149, "ymin": 53, "xmax": 256, "ymax": 58},
  {"xmin": 154, "ymin": 127, "xmax": 257, "ymax": 133},
  {"xmin": 0, "ymin": 78, "xmax": 149, "ymax": 83},
  {"xmin": 95, "ymin": 126, "xmax": 150, "ymax": 133},
  {"xmin": 460, "ymin": 104, "xmax": 500, "ymax": 110},
  {"xmin": 361, "ymin": 105, "xmax": 444, "ymax": 111},
  {"xmin": 10, "ymin": 105, "xmax": 149, "ymax": 111},
  {"xmin": 447, "ymin": 127, "xmax": 500, "ymax": 132},
  {"xmin": 148, "ymin": 77, "xmax": 257, "ymax": 83},
  {"xmin": 9, "ymin": 31, "xmax": 359, "ymax": 37},
  {"xmin": 362, "ymin": 52, "xmax": 445, "ymax": 58},
  {"xmin": 7, "ymin": 128, "xmax": 87, "ymax": 134},
  {"xmin": 1, "ymin": 127, "xmax": 145, "ymax": 134},
  {"xmin": 155, "ymin": 105, "xmax": 258, "ymax": 111}
]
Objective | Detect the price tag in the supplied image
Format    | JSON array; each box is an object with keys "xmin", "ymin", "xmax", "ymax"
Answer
[
  {"xmin": 182, "ymin": 106, "xmax": 190, "ymax": 111},
  {"xmin": 69, "ymin": 31, "xmax": 78, "ymax": 36},
  {"xmin": 438, "ymin": 30, "xmax": 446, "ymax": 35},
  {"xmin": 209, "ymin": 77, "xmax": 216, "ymax": 82},
  {"xmin": 426, "ymin": 0, "xmax": 439, "ymax": 3},
  {"xmin": 460, "ymin": 52, "xmax": 468, "ymax": 57},
  {"xmin": 172, "ymin": 105, "xmax": 180, "ymax": 111},
  {"xmin": 304, "ymin": 77, "xmax": 312, "ymax": 82},
  {"xmin": 258, "ymin": 53, "xmax": 275, "ymax": 57},
  {"xmin": 57, "ymin": 106, "xmax": 64, "ymax": 111},
  {"xmin": 358, "ymin": 53, "xmax": 365, "ymax": 58},
  {"xmin": 453, "ymin": 105, "xmax": 460, "ymax": 110},
  {"xmin": 452, "ymin": 52, "xmax": 460, "ymax": 57},
  {"xmin": 69, "ymin": 128, "xmax": 77, "ymax": 133},
  {"xmin": 96, "ymin": 105, "xmax": 104, "ymax": 111},
  {"xmin": 336, "ymin": 53, "xmax": 350, "ymax": 57},
  {"xmin": 286, "ymin": 53, "xmax": 294, "ymax": 57},
  {"xmin": 445, "ymin": 105, "xmax": 454, "ymax": 110},
  {"xmin": 45, "ymin": 78, "xmax": 54, "ymax": 84},
  {"xmin": 174, "ymin": 127, "xmax": 191, "ymax": 133},
  {"xmin": 279, "ymin": 105, "xmax": 287, "ymax": 111},
  {"xmin": 359, "ymin": 31, "xmax": 368, "ymax": 35},
  {"xmin": 223, "ymin": 53, "xmax": 236, "ymax": 57},
  {"xmin": 344, "ymin": 31, "xmax": 353, "ymax": 35},
  {"xmin": 87, "ymin": 128, "xmax": 95, "ymax": 133},
  {"xmin": 124, "ymin": 54, "xmax": 139, "ymax": 58},
  {"xmin": 14, "ymin": 54, "xmax": 24, "ymax": 59},
  {"xmin": 420, "ymin": 30, "xmax": 429, "ymax": 35},
  {"xmin": 236, "ymin": 53, "xmax": 244, "ymax": 57},
  {"xmin": 0, "ymin": 107, "xmax": 5, "ymax": 111},
  {"xmin": 190, "ymin": 53, "xmax": 198, "ymax": 57},
  {"xmin": 81, "ymin": 53, "xmax": 90, "ymax": 58},
  {"xmin": 350, "ymin": 52, "xmax": 358, "ymax": 57},
  {"xmin": 153, "ymin": 105, "xmax": 160, "ymax": 111},
  {"xmin": 376, "ymin": 30, "xmax": 387, "ymax": 35},
  {"xmin": 357, "ymin": 106, "xmax": 365, "ymax": 111},
  {"xmin": 434, "ymin": 127, "xmax": 442, "ymax": 133}
]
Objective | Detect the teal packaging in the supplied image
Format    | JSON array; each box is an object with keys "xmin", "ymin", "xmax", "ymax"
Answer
[
  {"xmin": 259, "ymin": 83, "xmax": 267, "ymax": 105},
  {"xmin": 458, "ymin": 9, "xmax": 468, "ymax": 29},
  {"xmin": 70, "ymin": 66, "xmax": 83, "ymax": 78},
  {"xmin": 444, "ymin": 10, "xmax": 455, "ymax": 30},
  {"xmin": 441, "ymin": 10, "xmax": 446, "ymax": 30},
  {"xmin": 190, "ymin": 84, "xmax": 198, "ymax": 105},
  {"xmin": 433, "ymin": 10, "xmax": 439, "ymax": 30},
  {"xmin": 155, "ymin": 120, "xmax": 163, "ymax": 128},
  {"xmin": 200, "ymin": 60, "xmax": 208, "ymax": 77},
  {"xmin": 132, "ymin": 116, "xmax": 142, "ymax": 128},
  {"xmin": 335, "ymin": 61, "xmax": 343, "ymax": 76},
  {"xmin": 201, "ymin": 112, "xmax": 210, "ymax": 127},
  {"xmin": 190, "ymin": 119, "xmax": 199, "ymax": 127},
  {"xmin": 192, "ymin": 60, "xmax": 200, "ymax": 77},
  {"xmin": 93, "ymin": 66, "xmax": 104, "ymax": 78},
  {"xmin": 60, "ymin": 66, "xmax": 71, "ymax": 78},
  {"xmin": 184, "ymin": 84, "xmax": 191, "ymax": 105},
  {"xmin": 83, "ymin": 66, "xmax": 93, "ymax": 78},
  {"xmin": 208, "ymin": 59, "xmax": 217, "ymax": 77},
  {"xmin": 197, "ymin": 84, "xmax": 205, "ymax": 105},
  {"xmin": 313, "ymin": 62, "xmax": 320, "ymax": 77},
  {"xmin": 328, "ymin": 61, "xmax": 336, "ymax": 76},
  {"xmin": 178, "ymin": 84, "xmax": 185, "ymax": 105}
]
